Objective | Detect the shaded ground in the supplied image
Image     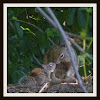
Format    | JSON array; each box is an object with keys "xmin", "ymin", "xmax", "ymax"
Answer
[{"xmin": 7, "ymin": 76, "xmax": 93, "ymax": 93}]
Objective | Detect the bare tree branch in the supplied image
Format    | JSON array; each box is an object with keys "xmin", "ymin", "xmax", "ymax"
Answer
[
  {"xmin": 25, "ymin": 8, "xmax": 30, "ymax": 22},
  {"xmin": 10, "ymin": 19, "xmax": 54, "ymax": 45},
  {"xmin": 32, "ymin": 54, "xmax": 41, "ymax": 66},
  {"xmin": 10, "ymin": 19, "xmax": 43, "ymax": 33},
  {"xmin": 66, "ymin": 32, "xmax": 92, "ymax": 40}
]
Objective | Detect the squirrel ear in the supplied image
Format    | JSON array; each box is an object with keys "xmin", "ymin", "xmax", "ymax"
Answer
[
  {"xmin": 57, "ymin": 41, "xmax": 61, "ymax": 45},
  {"xmin": 41, "ymin": 64, "xmax": 45, "ymax": 69},
  {"xmin": 60, "ymin": 43, "xmax": 66, "ymax": 47},
  {"xmin": 57, "ymin": 41, "xmax": 66, "ymax": 47}
]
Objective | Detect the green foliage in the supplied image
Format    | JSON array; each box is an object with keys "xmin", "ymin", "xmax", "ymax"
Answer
[
  {"xmin": 8, "ymin": 7, "xmax": 93, "ymax": 84},
  {"xmin": 67, "ymin": 8, "xmax": 77, "ymax": 26},
  {"xmin": 77, "ymin": 9, "xmax": 86, "ymax": 29}
]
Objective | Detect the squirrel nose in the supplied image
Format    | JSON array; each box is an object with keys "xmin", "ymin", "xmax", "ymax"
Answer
[{"xmin": 56, "ymin": 60, "xmax": 60, "ymax": 64}]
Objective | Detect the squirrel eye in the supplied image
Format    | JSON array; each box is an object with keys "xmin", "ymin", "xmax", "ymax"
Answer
[
  {"xmin": 49, "ymin": 63, "xmax": 53, "ymax": 66},
  {"xmin": 60, "ymin": 53, "xmax": 64, "ymax": 59}
]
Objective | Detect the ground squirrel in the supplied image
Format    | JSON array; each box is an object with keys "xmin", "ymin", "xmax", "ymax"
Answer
[
  {"xmin": 44, "ymin": 41, "xmax": 79, "ymax": 82},
  {"xmin": 19, "ymin": 62, "xmax": 56, "ymax": 86}
]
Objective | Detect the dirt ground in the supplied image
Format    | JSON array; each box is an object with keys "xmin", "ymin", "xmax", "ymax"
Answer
[{"xmin": 7, "ymin": 76, "xmax": 93, "ymax": 93}]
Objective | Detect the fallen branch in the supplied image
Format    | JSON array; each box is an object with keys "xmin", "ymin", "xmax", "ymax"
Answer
[{"xmin": 39, "ymin": 82, "xmax": 52, "ymax": 93}]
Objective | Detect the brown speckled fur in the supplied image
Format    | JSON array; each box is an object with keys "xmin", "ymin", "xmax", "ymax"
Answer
[{"xmin": 19, "ymin": 63, "xmax": 56, "ymax": 86}]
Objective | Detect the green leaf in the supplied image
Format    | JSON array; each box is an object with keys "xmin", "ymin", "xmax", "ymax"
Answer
[
  {"xmin": 46, "ymin": 28, "xmax": 55, "ymax": 37},
  {"xmin": 21, "ymin": 26, "xmax": 35, "ymax": 36},
  {"xmin": 67, "ymin": 8, "xmax": 77, "ymax": 26},
  {"xmin": 78, "ymin": 55, "xmax": 84, "ymax": 65},
  {"xmin": 77, "ymin": 9, "xmax": 86, "ymax": 29},
  {"xmin": 45, "ymin": 28, "xmax": 60, "ymax": 37},
  {"xmin": 86, "ymin": 8, "xmax": 93, "ymax": 13},
  {"xmin": 8, "ymin": 10, "xmax": 14, "ymax": 20},
  {"xmin": 12, "ymin": 16, "xmax": 17, "ymax": 20},
  {"xmin": 87, "ymin": 38, "xmax": 93, "ymax": 50},
  {"xmin": 89, "ymin": 15, "xmax": 92, "ymax": 29},
  {"xmin": 80, "ymin": 29, "xmax": 86, "ymax": 39},
  {"xmin": 12, "ymin": 70, "xmax": 26, "ymax": 83},
  {"xmin": 8, "ymin": 35, "xmax": 18, "ymax": 43},
  {"xmin": 14, "ymin": 21, "xmax": 24, "ymax": 38}
]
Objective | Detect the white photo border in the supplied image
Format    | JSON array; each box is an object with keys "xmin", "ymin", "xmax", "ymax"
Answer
[{"xmin": 3, "ymin": 3, "xmax": 97, "ymax": 97}]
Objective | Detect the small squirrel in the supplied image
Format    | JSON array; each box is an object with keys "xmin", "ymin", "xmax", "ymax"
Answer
[
  {"xmin": 44, "ymin": 41, "xmax": 79, "ymax": 82},
  {"xmin": 19, "ymin": 62, "xmax": 56, "ymax": 86}
]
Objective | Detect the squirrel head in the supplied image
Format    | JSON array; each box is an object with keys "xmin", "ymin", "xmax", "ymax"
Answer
[
  {"xmin": 42, "ymin": 62, "xmax": 56, "ymax": 73},
  {"xmin": 44, "ymin": 41, "xmax": 71, "ymax": 64}
]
